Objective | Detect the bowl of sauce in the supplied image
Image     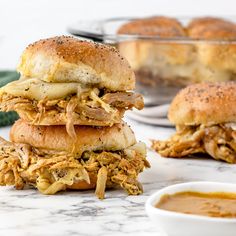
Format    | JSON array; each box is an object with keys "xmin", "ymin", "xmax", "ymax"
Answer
[
  {"xmin": 146, "ymin": 182, "xmax": 236, "ymax": 236},
  {"xmin": 156, "ymin": 191, "xmax": 236, "ymax": 218}
]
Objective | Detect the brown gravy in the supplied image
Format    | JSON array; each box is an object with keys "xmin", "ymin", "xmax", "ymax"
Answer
[{"xmin": 156, "ymin": 191, "xmax": 236, "ymax": 218}]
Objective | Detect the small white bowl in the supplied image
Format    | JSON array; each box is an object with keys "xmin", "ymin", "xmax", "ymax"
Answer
[{"xmin": 145, "ymin": 182, "xmax": 236, "ymax": 236}]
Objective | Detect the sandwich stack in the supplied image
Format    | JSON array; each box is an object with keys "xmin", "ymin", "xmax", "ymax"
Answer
[{"xmin": 0, "ymin": 36, "xmax": 150, "ymax": 199}]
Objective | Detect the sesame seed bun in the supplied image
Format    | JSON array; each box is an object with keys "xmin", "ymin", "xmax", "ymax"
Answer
[
  {"xmin": 17, "ymin": 36, "xmax": 135, "ymax": 91},
  {"xmin": 118, "ymin": 16, "xmax": 185, "ymax": 37},
  {"xmin": 168, "ymin": 82, "xmax": 236, "ymax": 125},
  {"xmin": 188, "ymin": 17, "xmax": 236, "ymax": 40}
]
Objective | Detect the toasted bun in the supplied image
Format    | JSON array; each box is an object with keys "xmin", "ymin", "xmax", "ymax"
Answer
[
  {"xmin": 118, "ymin": 16, "xmax": 185, "ymax": 37},
  {"xmin": 168, "ymin": 82, "xmax": 236, "ymax": 125},
  {"xmin": 17, "ymin": 36, "xmax": 135, "ymax": 91},
  {"xmin": 10, "ymin": 119, "xmax": 136, "ymax": 155},
  {"xmin": 188, "ymin": 17, "xmax": 236, "ymax": 40}
]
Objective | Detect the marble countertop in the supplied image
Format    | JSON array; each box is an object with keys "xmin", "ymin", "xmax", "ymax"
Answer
[{"xmin": 1, "ymin": 117, "xmax": 236, "ymax": 236}]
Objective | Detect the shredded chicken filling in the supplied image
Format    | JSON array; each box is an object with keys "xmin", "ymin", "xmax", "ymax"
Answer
[
  {"xmin": 152, "ymin": 124, "xmax": 236, "ymax": 163},
  {"xmin": 0, "ymin": 89, "xmax": 144, "ymax": 117},
  {"xmin": 0, "ymin": 138, "xmax": 150, "ymax": 199},
  {"xmin": 0, "ymin": 89, "xmax": 144, "ymax": 137}
]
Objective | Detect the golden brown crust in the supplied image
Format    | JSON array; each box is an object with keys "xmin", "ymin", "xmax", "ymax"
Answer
[
  {"xmin": 118, "ymin": 16, "xmax": 186, "ymax": 37},
  {"xmin": 168, "ymin": 82, "xmax": 236, "ymax": 125},
  {"xmin": 187, "ymin": 17, "xmax": 232, "ymax": 30},
  {"xmin": 188, "ymin": 17, "xmax": 236, "ymax": 40},
  {"xmin": 17, "ymin": 36, "xmax": 135, "ymax": 91},
  {"xmin": 10, "ymin": 119, "xmax": 136, "ymax": 155}
]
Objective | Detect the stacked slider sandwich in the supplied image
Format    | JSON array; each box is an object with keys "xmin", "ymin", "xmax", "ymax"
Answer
[
  {"xmin": 0, "ymin": 36, "xmax": 150, "ymax": 199},
  {"xmin": 152, "ymin": 82, "xmax": 236, "ymax": 164}
]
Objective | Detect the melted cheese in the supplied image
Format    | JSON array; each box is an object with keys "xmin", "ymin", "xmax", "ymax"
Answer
[{"xmin": 0, "ymin": 78, "xmax": 83, "ymax": 100}]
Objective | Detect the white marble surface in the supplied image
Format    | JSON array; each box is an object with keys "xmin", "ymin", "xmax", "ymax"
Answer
[{"xmin": 1, "ymin": 118, "xmax": 236, "ymax": 236}]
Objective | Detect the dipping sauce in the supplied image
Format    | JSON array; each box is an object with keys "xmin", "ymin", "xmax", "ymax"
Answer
[{"xmin": 156, "ymin": 191, "xmax": 236, "ymax": 218}]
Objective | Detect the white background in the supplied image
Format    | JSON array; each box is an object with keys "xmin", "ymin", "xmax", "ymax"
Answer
[{"xmin": 0, "ymin": 0, "xmax": 236, "ymax": 69}]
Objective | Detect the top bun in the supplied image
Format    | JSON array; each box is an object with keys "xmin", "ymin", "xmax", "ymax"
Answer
[
  {"xmin": 168, "ymin": 82, "xmax": 236, "ymax": 126},
  {"xmin": 17, "ymin": 36, "xmax": 135, "ymax": 91},
  {"xmin": 10, "ymin": 119, "xmax": 136, "ymax": 156},
  {"xmin": 118, "ymin": 16, "xmax": 186, "ymax": 37},
  {"xmin": 188, "ymin": 17, "xmax": 236, "ymax": 40}
]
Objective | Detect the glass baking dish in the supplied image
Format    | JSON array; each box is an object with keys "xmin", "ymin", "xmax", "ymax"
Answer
[{"xmin": 68, "ymin": 16, "xmax": 236, "ymax": 106}]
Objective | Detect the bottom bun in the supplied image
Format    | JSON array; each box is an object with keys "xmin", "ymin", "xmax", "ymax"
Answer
[{"xmin": 67, "ymin": 174, "xmax": 97, "ymax": 190}]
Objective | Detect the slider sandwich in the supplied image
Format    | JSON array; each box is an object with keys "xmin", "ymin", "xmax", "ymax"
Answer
[
  {"xmin": 152, "ymin": 82, "xmax": 236, "ymax": 163},
  {"xmin": 0, "ymin": 36, "xmax": 149, "ymax": 198},
  {"xmin": 0, "ymin": 36, "xmax": 144, "ymax": 136},
  {"xmin": 0, "ymin": 120, "xmax": 149, "ymax": 199}
]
